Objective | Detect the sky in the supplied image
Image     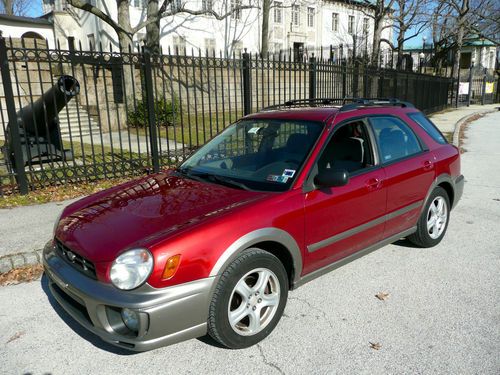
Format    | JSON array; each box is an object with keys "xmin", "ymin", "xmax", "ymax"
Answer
[{"xmin": 25, "ymin": 0, "xmax": 43, "ymax": 17}]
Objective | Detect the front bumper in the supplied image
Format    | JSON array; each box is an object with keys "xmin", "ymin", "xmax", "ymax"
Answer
[{"xmin": 43, "ymin": 241, "xmax": 216, "ymax": 351}]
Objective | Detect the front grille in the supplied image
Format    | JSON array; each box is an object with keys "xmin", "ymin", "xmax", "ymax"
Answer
[{"xmin": 55, "ymin": 240, "xmax": 97, "ymax": 280}]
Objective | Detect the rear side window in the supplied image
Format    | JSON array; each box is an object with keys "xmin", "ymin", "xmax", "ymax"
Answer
[
  {"xmin": 408, "ymin": 112, "xmax": 447, "ymax": 144},
  {"xmin": 369, "ymin": 117, "xmax": 422, "ymax": 163}
]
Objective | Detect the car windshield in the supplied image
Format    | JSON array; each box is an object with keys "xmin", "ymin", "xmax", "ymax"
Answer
[{"xmin": 178, "ymin": 119, "xmax": 323, "ymax": 192}]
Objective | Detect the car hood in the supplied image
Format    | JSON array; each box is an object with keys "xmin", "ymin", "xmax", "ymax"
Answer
[{"xmin": 55, "ymin": 171, "xmax": 266, "ymax": 262}]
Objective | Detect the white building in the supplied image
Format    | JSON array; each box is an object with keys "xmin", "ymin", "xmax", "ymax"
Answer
[
  {"xmin": 0, "ymin": 13, "xmax": 56, "ymax": 48},
  {"xmin": 41, "ymin": 0, "xmax": 393, "ymax": 59}
]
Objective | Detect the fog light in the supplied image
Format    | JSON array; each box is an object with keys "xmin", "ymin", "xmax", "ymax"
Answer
[{"xmin": 121, "ymin": 308, "xmax": 139, "ymax": 332}]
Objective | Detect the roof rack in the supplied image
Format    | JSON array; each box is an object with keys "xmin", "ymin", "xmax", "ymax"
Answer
[
  {"xmin": 339, "ymin": 98, "xmax": 415, "ymax": 112},
  {"xmin": 261, "ymin": 97, "xmax": 414, "ymax": 112},
  {"xmin": 261, "ymin": 98, "xmax": 349, "ymax": 111}
]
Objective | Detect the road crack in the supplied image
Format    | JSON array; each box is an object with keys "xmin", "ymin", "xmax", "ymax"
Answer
[
  {"xmin": 256, "ymin": 344, "xmax": 285, "ymax": 375},
  {"xmin": 289, "ymin": 296, "xmax": 335, "ymax": 329}
]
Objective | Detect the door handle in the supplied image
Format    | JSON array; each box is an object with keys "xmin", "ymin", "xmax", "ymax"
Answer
[
  {"xmin": 365, "ymin": 178, "xmax": 382, "ymax": 190},
  {"xmin": 423, "ymin": 160, "xmax": 434, "ymax": 170}
]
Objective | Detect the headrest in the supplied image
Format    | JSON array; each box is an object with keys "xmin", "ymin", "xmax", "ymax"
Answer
[{"xmin": 286, "ymin": 133, "xmax": 310, "ymax": 153}]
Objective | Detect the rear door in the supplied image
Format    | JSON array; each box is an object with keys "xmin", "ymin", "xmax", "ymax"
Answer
[{"xmin": 367, "ymin": 115, "xmax": 436, "ymax": 237}]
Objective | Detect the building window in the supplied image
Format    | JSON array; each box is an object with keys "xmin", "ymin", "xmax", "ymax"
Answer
[
  {"xmin": 292, "ymin": 5, "xmax": 299, "ymax": 26},
  {"xmin": 59, "ymin": 0, "xmax": 69, "ymax": 11},
  {"xmin": 205, "ymin": 38, "xmax": 216, "ymax": 53},
  {"xmin": 363, "ymin": 17, "xmax": 369, "ymax": 34},
  {"xmin": 133, "ymin": 0, "xmax": 146, "ymax": 8},
  {"xmin": 87, "ymin": 33, "xmax": 95, "ymax": 51},
  {"xmin": 274, "ymin": 1, "xmax": 282, "ymax": 23},
  {"xmin": 173, "ymin": 35, "xmax": 186, "ymax": 53},
  {"xmin": 67, "ymin": 36, "xmax": 75, "ymax": 51},
  {"xmin": 348, "ymin": 15, "xmax": 355, "ymax": 34},
  {"xmin": 307, "ymin": 7, "xmax": 314, "ymax": 28},
  {"xmin": 171, "ymin": 0, "xmax": 182, "ymax": 12},
  {"xmin": 231, "ymin": 0, "xmax": 242, "ymax": 20},
  {"xmin": 332, "ymin": 13, "xmax": 338, "ymax": 32},
  {"xmin": 202, "ymin": 0, "xmax": 212, "ymax": 12},
  {"xmin": 233, "ymin": 41, "xmax": 243, "ymax": 56}
]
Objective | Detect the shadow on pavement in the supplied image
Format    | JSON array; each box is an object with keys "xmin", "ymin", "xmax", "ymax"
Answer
[
  {"xmin": 40, "ymin": 273, "xmax": 137, "ymax": 356},
  {"xmin": 393, "ymin": 238, "xmax": 419, "ymax": 248},
  {"xmin": 196, "ymin": 334, "xmax": 227, "ymax": 349}
]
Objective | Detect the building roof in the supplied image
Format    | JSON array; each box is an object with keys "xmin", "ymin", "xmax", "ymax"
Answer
[
  {"xmin": 463, "ymin": 35, "xmax": 497, "ymax": 47},
  {"xmin": 0, "ymin": 14, "xmax": 52, "ymax": 26},
  {"xmin": 324, "ymin": 0, "xmax": 376, "ymax": 10}
]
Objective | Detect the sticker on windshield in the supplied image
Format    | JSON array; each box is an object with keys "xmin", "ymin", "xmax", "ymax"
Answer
[
  {"xmin": 283, "ymin": 169, "xmax": 296, "ymax": 178},
  {"xmin": 267, "ymin": 174, "xmax": 289, "ymax": 183}
]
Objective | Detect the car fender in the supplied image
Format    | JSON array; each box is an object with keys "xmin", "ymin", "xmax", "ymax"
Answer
[
  {"xmin": 209, "ymin": 227, "xmax": 303, "ymax": 285},
  {"xmin": 420, "ymin": 173, "xmax": 456, "ymax": 214}
]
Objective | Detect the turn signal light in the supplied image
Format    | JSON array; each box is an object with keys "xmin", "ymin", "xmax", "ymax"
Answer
[{"xmin": 162, "ymin": 254, "xmax": 181, "ymax": 280}]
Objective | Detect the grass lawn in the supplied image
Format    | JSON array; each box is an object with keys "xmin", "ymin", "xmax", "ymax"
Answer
[{"xmin": 132, "ymin": 111, "xmax": 243, "ymax": 147}]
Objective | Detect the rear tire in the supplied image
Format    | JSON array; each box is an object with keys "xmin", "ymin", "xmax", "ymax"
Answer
[
  {"xmin": 207, "ymin": 248, "xmax": 288, "ymax": 349},
  {"xmin": 408, "ymin": 186, "xmax": 450, "ymax": 248}
]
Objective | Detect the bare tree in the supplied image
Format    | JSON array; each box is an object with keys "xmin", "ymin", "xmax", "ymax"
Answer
[
  {"xmin": 360, "ymin": 0, "xmax": 395, "ymax": 67},
  {"xmin": 0, "ymin": 0, "xmax": 30, "ymax": 16},
  {"xmin": 67, "ymin": 0, "xmax": 254, "ymax": 53},
  {"xmin": 261, "ymin": 0, "xmax": 271, "ymax": 56},
  {"xmin": 430, "ymin": 0, "xmax": 497, "ymax": 78},
  {"xmin": 146, "ymin": 0, "xmax": 160, "ymax": 54},
  {"xmin": 390, "ymin": 0, "xmax": 430, "ymax": 69}
]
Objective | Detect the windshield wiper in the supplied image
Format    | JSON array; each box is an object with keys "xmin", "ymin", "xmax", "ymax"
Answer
[
  {"xmin": 177, "ymin": 168, "xmax": 252, "ymax": 191},
  {"xmin": 209, "ymin": 175, "xmax": 252, "ymax": 191},
  {"xmin": 175, "ymin": 168, "xmax": 208, "ymax": 184}
]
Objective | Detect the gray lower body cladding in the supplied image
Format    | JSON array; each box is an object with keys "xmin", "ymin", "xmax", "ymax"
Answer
[{"xmin": 42, "ymin": 241, "xmax": 215, "ymax": 351}]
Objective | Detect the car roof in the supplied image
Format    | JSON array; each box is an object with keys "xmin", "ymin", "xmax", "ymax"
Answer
[
  {"xmin": 244, "ymin": 107, "xmax": 340, "ymax": 123},
  {"xmin": 243, "ymin": 98, "xmax": 417, "ymax": 124}
]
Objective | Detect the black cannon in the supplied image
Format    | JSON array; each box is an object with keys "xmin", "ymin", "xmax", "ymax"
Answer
[{"xmin": 5, "ymin": 75, "xmax": 80, "ymax": 170}]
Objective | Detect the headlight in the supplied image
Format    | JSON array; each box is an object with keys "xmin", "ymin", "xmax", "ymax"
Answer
[{"xmin": 110, "ymin": 249, "xmax": 153, "ymax": 290}]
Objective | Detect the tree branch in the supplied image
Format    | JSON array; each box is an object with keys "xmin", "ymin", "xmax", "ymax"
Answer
[
  {"xmin": 68, "ymin": 0, "xmax": 131, "ymax": 35},
  {"xmin": 133, "ymin": 5, "xmax": 255, "ymax": 33}
]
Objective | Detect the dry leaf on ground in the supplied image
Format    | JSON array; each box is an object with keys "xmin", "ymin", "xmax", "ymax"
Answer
[
  {"xmin": 6, "ymin": 331, "xmax": 25, "ymax": 344},
  {"xmin": 0, "ymin": 264, "xmax": 44, "ymax": 286},
  {"xmin": 375, "ymin": 291, "xmax": 390, "ymax": 301},
  {"xmin": 369, "ymin": 342, "xmax": 382, "ymax": 350}
]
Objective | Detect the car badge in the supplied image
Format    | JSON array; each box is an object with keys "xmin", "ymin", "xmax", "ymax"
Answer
[{"xmin": 66, "ymin": 251, "xmax": 76, "ymax": 262}]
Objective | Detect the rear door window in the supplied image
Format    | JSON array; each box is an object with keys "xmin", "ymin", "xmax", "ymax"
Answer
[
  {"xmin": 369, "ymin": 117, "xmax": 423, "ymax": 163},
  {"xmin": 408, "ymin": 112, "xmax": 447, "ymax": 144}
]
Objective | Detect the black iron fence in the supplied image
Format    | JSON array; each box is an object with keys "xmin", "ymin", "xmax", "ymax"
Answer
[
  {"xmin": 0, "ymin": 37, "xmax": 460, "ymax": 195},
  {"xmin": 454, "ymin": 67, "xmax": 499, "ymax": 107}
]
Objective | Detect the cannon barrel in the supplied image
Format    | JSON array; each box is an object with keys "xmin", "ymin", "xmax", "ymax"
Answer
[
  {"xmin": 21, "ymin": 75, "xmax": 80, "ymax": 137},
  {"xmin": 6, "ymin": 75, "xmax": 80, "ymax": 169}
]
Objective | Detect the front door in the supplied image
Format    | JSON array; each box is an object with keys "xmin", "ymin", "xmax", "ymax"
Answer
[
  {"xmin": 303, "ymin": 119, "xmax": 387, "ymax": 275},
  {"xmin": 293, "ymin": 42, "xmax": 304, "ymax": 62}
]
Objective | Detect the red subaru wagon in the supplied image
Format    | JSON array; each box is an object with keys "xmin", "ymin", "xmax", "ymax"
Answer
[{"xmin": 44, "ymin": 98, "xmax": 463, "ymax": 351}]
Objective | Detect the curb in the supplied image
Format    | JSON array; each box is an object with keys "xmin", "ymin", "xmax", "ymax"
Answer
[
  {"xmin": 0, "ymin": 249, "xmax": 44, "ymax": 274},
  {"xmin": 452, "ymin": 108, "xmax": 499, "ymax": 147}
]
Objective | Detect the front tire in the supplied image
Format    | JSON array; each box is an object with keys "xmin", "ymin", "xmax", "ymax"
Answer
[
  {"xmin": 408, "ymin": 186, "xmax": 450, "ymax": 248},
  {"xmin": 207, "ymin": 248, "xmax": 288, "ymax": 349}
]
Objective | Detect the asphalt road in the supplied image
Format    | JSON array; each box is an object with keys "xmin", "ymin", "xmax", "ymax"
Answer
[{"xmin": 1, "ymin": 112, "xmax": 499, "ymax": 374}]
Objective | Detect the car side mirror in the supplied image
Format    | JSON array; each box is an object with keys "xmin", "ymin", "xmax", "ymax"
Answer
[{"xmin": 314, "ymin": 168, "xmax": 349, "ymax": 188}]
